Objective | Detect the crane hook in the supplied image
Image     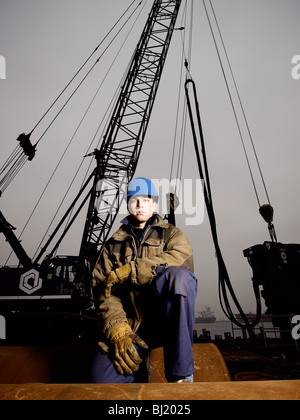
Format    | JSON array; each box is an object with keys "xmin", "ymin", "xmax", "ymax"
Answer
[{"xmin": 259, "ymin": 204, "xmax": 278, "ymax": 243}]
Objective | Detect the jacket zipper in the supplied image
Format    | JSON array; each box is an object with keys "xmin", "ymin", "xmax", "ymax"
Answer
[
  {"xmin": 129, "ymin": 221, "xmax": 157, "ymax": 333},
  {"xmin": 131, "ymin": 224, "xmax": 152, "ymax": 259},
  {"xmin": 129, "ymin": 226, "xmax": 153, "ymax": 333}
]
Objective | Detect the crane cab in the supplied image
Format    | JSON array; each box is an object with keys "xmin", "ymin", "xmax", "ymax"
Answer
[{"xmin": 0, "ymin": 256, "xmax": 93, "ymax": 313}]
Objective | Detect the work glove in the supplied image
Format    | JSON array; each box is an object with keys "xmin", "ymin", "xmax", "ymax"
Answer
[
  {"xmin": 104, "ymin": 263, "xmax": 131, "ymax": 298},
  {"xmin": 110, "ymin": 322, "xmax": 148, "ymax": 376}
]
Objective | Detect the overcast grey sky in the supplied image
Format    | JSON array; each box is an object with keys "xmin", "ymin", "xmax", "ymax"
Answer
[{"xmin": 1, "ymin": 0, "xmax": 300, "ymax": 319}]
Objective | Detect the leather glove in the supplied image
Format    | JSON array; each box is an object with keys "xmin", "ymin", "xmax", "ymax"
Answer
[
  {"xmin": 110, "ymin": 322, "xmax": 148, "ymax": 376},
  {"xmin": 105, "ymin": 263, "xmax": 131, "ymax": 298}
]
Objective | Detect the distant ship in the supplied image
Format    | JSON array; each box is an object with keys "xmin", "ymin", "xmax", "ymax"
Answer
[{"xmin": 195, "ymin": 307, "xmax": 216, "ymax": 324}]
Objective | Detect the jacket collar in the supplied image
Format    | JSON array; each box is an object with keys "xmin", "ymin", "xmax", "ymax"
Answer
[{"xmin": 112, "ymin": 214, "xmax": 168, "ymax": 242}]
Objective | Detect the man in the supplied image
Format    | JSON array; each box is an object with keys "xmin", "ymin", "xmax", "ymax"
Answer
[{"xmin": 91, "ymin": 177, "xmax": 198, "ymax": 383}]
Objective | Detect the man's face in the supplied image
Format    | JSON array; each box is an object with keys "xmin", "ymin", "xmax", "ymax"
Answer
[{"xmin": 128, "ymin": 196, "xmax": 157, "ymax": 228}]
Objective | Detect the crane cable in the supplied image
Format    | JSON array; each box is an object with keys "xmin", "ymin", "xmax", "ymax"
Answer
[
  {"xmin": 203, "ymin": 0, "xmax": 277, "ymax": 242},
  {"xmin": 0, "ymin": 0, "xmax": 144, "ymax": 196},
  {"xmin": 0, "ymin": 145, "xmax": 27, "ymax": 195},
  {"xmin": 185, "ymin": 75, "xmax": 261, "ymax": 338},
  {"xmin": 31, "ymin": 0, "xmax": 141, "ymax": 140},
  {"xmin": 3, "ymin": 0, "xmax": 147, "ymax": 265},
  {"xmin": 166, "ymin": 1, "xmax": 259, "ymax": 334},
  {"xmin": 169, "ymin": 0, "xmax": 193, "ymax": 196},
  {"xmin": 181, "ymin": 0, "xmax": 270, "ymax": 335},
  {"xmin": 32, "ymin": 1, "xmax": 150, "ymax": 263}
]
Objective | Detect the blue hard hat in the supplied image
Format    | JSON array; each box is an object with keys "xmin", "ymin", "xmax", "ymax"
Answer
[{"xmin": 127, "ymin": 177, "xmax": 159, "ymax": 199}]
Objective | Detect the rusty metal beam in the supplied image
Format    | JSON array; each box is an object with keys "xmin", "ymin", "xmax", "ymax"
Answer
[
  {"xmin": 1, "ymin": 381, "xmax": 300, "ymax": 400},
  {"xmin": 0, "ymin": 344, "xmax": 300, "ymax": 400},
  {"xmin": 0, "ymin": 344, "xmax": 230, "ymax": 384}
]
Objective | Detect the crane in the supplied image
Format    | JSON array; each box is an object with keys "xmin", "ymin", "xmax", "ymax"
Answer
[
  {"xmin": 30, "ymin": 0, "xmax": 183, "ymax": 266},
  {"xmin": 80, "ymin": 0, "xmax": 182, "ymax": 261},
  {"xmin": 0, "ymin": 0, "xmax": 183, "ymax": 338}
]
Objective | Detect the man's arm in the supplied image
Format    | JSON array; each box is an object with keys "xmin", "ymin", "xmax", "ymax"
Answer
[
  {"xmin": 93, "ymin": 246, "xmax": 147, "ymax": 376},
  {"xmin": 93, "ymin": 246, "xmax": 128, "ymax": 338}
]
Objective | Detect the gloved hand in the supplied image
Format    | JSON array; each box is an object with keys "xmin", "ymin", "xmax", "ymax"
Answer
[
  {"xmin": 105, "ymin": 264, "xmax": 132, "ymax": 298},
  {"xmin": 110, "ymin": 322, "xmax": 148, "ymax": 376}
]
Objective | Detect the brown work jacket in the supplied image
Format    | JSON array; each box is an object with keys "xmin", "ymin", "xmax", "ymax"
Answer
[{"xmin": 93, "ymin": 215, "xmax": 194, "ymax": 345}]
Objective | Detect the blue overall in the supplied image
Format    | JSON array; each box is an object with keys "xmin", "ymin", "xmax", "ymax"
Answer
[{"xmin": 91, "ymin": 266, "xmax": 198, "ymax": 383}]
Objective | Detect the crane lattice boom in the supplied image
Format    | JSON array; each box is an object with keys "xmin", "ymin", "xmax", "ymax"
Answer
[{"xmin": 80, "ymin": 0, "xmax": 182, "ymax": 260}]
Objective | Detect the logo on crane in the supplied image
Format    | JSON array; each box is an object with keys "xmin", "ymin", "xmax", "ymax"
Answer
[{"xmin": 19, "ymin": 269, "xmax": 43, "ymax": 295}]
